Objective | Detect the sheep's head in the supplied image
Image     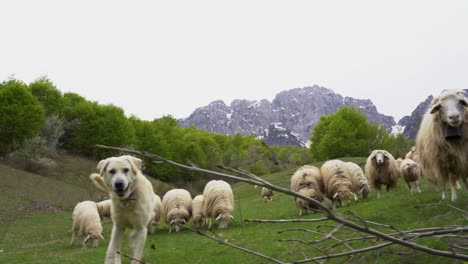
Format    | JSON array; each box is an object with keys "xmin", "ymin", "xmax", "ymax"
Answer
[
  {"xmin": 332, "ymin": 187, "xmax": 356, "ymax": 207},
  {"xmin": 170, "ymin": 218, "xmax": 187, "ymax": 232},
  {"xmin": 430, "ymin": 90, "xmax": 467, "ymax": 129},
  {"xmin": 216, "ymin": 213, "xmax": 234, "ymax": 229},
  {"xmin": 297, "ymin": 188, "xmax": 323, "ymax": 213},
  {"xmin": 84, "ymin": 232, "xmax": 104, "ymax": 248},
  {"xmin": 359, "ymin": 184, "xmax": 370, "ymax": 199},
  {"xmin": 371, "ymin": 150, "xmax": 390, "ymax": 166}
]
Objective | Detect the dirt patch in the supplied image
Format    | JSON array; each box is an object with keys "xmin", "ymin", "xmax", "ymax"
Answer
[{"xmin": 17, "ymin": 201, "xmax": 62, "ymax": 213}]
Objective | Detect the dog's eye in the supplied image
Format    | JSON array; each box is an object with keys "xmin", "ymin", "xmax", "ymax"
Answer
[
  {"xmin": 109, "ymin": 169, "xmax": 116, "ymax": 175},
  {"xmin": 123, "ymin": 168, "xmax": 129, "ymax": 173}
]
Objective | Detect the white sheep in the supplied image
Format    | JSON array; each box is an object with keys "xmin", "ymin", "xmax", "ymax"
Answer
[
  {"xmin": 70, "ymin": 201, "xmax": 104, "ymax": 248},
  {"xmin": 364, "ymin": 150, "xmax": 399, "ymax": 199},
  {"xmin": 261, "ymin": 187, "xmax": 273, "ymax": 202},
  {"xmin": 399, "ymin": 159, "xmax": 421, "ymax": 195},
  {"xmin": 290, "ymin": 165, "xmax": 324, "ymax": 214},
  {"xmin": 148, "ymin": 193, "xmax": 162, "ymax": 234},
  {"xmin": 191, "ymin": 195, "xmax": 204, "ymax": 229},
  {"xmin": 345, "ymin": 162, "xmax": 371, "ymax": 199},
  {"xmin": 321, "ymin": 160, "xmax": 356, "ymax": 209},
  {"xmin": 395, "ymin": 158, "xmax": 403, "ymax": 170},
  {"xmin": 162, "ymin": 189, "xmax": 192, "ymax": 233},
  {"xmin": 96, "ymin": 199, "xmax": 112, "ymax": 220},
  {"xmin": 415, "ymin": 90, "xmax": 468, "ymax": 201},
  {"xmin": 202, "ymin": 180, "xmax": 234, "ymax": 229}
]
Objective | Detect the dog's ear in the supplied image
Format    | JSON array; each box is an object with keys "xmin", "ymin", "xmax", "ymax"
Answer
[
  {"xmin": 97, "ymin": 158, "xmax": 110, "ymax": 175},
  {"xmin": 123, "ymin": 155, "xmax": 142, "ymax": 173}
]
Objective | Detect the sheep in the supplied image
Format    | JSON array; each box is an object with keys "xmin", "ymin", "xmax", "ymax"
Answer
[
  {"xmin": 148, "ymin": 193, "xmax": 162, "ymax": 234},
  {"xmin": 345, "ymin": 162, "xmax": 371, "ymax": 199},
  {"xmin": 70, "ymin": 201, "xmax": 104, "ymax": 248},
  {"xmin": 399, "ymin": 159, "xmax": 421, "ymax": 195},
  {"xmin": 261, "ymin": 187, "xmax": 273, "ymax": 202},
  {"xmin": 364, "ymin": 150, "xmax": 399, "ymax": 199},
  {"xmin": 321, "ymin": 160, "xmax": 356, "ymax": 209},
  {"xmin": 395, "ymin": 158, "xmax": 403, "ymax": 169},
  {"xmin": 202, "ymin": 180, "xmax": 234, "ymax": 229},
  {"xmin": 191, "ymin": 195, "xmax": 204, "ymax": 229},
  {"xmin": 162, "ymin": 189, "xmax": 192, "ymax": 233},
  {"xmin": 96, "ymin": 199, "xmax": 112, "ymax": 220},
  {"xmin": 405, "ymin": 146, "xmax": 419, "ymax": 163},
  {"xmin": 290, "ymin": 165, "xmax": 324, "ymax": 214},
  {"xmin": 415, "ymin": 90, "xmax": 468, "ymax": 201}
]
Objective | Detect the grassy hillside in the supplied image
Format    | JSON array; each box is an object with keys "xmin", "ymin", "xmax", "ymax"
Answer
[{"xmin": 0, "ymin": 156, "xmax": 467, "ymax": 263}]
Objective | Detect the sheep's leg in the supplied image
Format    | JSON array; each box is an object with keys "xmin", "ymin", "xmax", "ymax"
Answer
[
  {"xmin": 450, "ymin": 176, "xmax": 458, "ymax": 202},
  {"xmin": 70, "ymin": 231, "xmax": 75, "ymax": 246},
  {"xmin": 106, "ymin": 225, "xmax": 124, "ymax": 264},
  {"xmin": 456, "ymin": 180, "xmax": 462, "ymax": 190},
  {"xmin": 208, "ymin": 218, "xmax": 213, "ymax": 230},
  {"xmin": 441, "ymin": 181, "xmax": 447, "ymax": 200},
  {"xmin": 129, "ymin": 228, "xmax": 147, "ymax": 264},
  {"xmin": 406, "ymin": 182, "xmax": 412, "ymax": 195},
  {"xmin": 416, "ymin": 180, "xmax": 421, "ymax": 193}
]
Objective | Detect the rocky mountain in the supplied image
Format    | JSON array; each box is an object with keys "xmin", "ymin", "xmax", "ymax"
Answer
[
  {"xmin": 179, "ymin": 85, "xmax": 396, "ymax": 146},
  {"xmin": 398, "ymin": 89, "xmax": 468, "ymax": 140}
]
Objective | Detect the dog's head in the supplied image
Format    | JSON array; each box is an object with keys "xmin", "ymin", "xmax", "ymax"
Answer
[{"xmin": 97, "ymin": 155, "xmax": 142, "ymax": 199}]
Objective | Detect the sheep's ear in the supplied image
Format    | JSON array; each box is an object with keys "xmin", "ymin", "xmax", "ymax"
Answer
[
  {"xmin": 369, "ymin": 151, "xmax": 377, "ymax": 160},
  {"xmin": 230, "ymin": 215, "xmax": 235, "ymax": 220},
  {"xmin": 182, "ymin": 219, "xmax": 186, "ymax": 224},
  {"xmin": 100, "ymin": 234, "xmax": 105, "ymax": 240},
  {"xmin": 216, "ymin": 214, "xmax": 223, "ymax": 221},
  {"xmin": 84, "ymin": 234, "xmax": 91, "ymax": 243},
  {"xmin": 97, "ymin": 159, "xmax": 110, "ymax": 175},
  {"xmin": 383, "ymin": 151, "xmax": 391, "ymax": 159},
  {"xmin": 123, "ymin": 156, "xmax": 142, "ymax": 173},
  {"xmin": 170, "ymin": 219, "xmax": 175, "ymax": 225},
  {"xmin": 430, "ymin": 98, "xmax": 441, "ymax": 114},
  {"xmin": 333, "ymin": 192, "xmax": 339, "ymax": 199},
  {"xmin": 460, "ymin": 98, "xmax": 468, "ymax": 107}
]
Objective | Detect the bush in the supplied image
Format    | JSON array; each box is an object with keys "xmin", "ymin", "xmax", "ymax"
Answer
[{"xmin": 8, "ymin": 137, "xmax": 56, "ymax": 172}]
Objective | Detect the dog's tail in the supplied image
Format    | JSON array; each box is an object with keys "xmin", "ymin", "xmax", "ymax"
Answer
[{"xmin": 90, "ymin": 173, "xmax": 110, "ymax": 193}]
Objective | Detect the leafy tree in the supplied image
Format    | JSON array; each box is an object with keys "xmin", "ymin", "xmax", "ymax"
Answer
[
  {"xmin": 0, "ymin": 80, "xmax": 44, "ymax": 152},
  {"xmin": 384, "ymin": 133, "xmax": 414, "ymax": 159},
  {"xmin": 29, "ymin": 77, "xmax": 64, "ymax": 115},
  {"xmin": 310, "ymin": 106, "xmax": 372, "ymax": 160}
]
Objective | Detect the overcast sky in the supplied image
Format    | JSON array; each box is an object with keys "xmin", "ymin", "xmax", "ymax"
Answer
[{"xmin": 1, "ymin": 1, "xmax": 467, "ymax": 122}]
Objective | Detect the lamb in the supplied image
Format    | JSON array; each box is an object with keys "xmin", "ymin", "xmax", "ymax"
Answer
[
  {"xmin": 148, "ymin": 193, "xmax": 162, "ymax": 234},
  {"xmin": 415, "ymin": 90, "xmax": 468, "ymax": 201},
  {"xmin": 162, "ymin": 189, "xmax": 192, "ymax": 233},
  {"xmin": 290, "ymin": 165, "xmax": 324, "ymax": 214},
  {"xmin": 261, "ymin": 187, "xmax": 273, "ymax": 202},
  {"xmin": 399, "ymin": 159, "xmax": 421, "ymax": 195},
  {"xmin": 202, "ymin": 180, "xmax": 234, "ymax": 229},
  {"xmin": 191, "ymin": 195, "xmax": 204, "ymax": 229},
  {"xmin": 345, "ymin": 162, "xmax": 371, "ymax": 199},
  {"xmin": 70, "ymin": 201, "xmax": 104, "ymax": 248},
  {"xmin": 96, "ymin": 199, "xmax": 112, "ymax": 220},
  {"xmin": 321, "ymin": 160, "xmax": 356, "ymax": 208},
  {"xmin": 364, "ymin": 150, "xmax": 399, "ymax": 199}
]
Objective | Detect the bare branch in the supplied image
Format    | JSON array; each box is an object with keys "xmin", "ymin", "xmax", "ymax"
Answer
[
  {"xmin": 116, "ymin": 251, "xmax": 151, "ymax": 264},
  {"xmin": 246, "ymin": 218, "xmax": 329, "ymax": 223},
  {"xmin": 415, "ymin": 203, "xmax": 468, "ymax": 216},
  {"xmin": 181, "ymin": 225, "xmax": 285, "ymax": 264}
]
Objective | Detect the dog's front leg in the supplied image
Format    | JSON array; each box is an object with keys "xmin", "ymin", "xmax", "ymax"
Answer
[
  {"xmin": 129, "ymin": 227, "xmax": 148, "ymax": 264},
  {"xmin": 106, "ymin": 225, "xmax": 124, "ymax": 264}
]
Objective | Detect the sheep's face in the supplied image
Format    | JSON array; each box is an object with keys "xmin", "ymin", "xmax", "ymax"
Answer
[
  {"xmin": 360, "ymin": 185, "xmax": 370, "ymax": 199},
  {"xmin": 298, "ymin": 188, "xmax": 323, "ymax": 211},
  {"xmin": 170, "ymin": 218, "xmax": 187, "ymax": 232},
  {"xmin": 84, "ymin": 232, "xmax": 104, "ymax": 248},
  {"xmin": 374, "ymin": 152, "xmax": 386, "ymax": 165},
  {"xmin": 97, "ymin": 156, "xmax": 142, "ymax": 199},
  {"xmin": 333, "ymin": 187, "xmax": 356, "ymax": 207},
  {"xmin": 216, "ymin": 213, "xmax": 233, "ymax": 229},
  {"xmin": 431, "ymin": 92, "xmax": 467, "ymax": 128}
]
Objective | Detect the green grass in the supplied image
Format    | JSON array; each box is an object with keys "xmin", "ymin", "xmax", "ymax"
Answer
[{"xmin": 0, "ymin": 156, "xmax": 467, "ymax": 263}]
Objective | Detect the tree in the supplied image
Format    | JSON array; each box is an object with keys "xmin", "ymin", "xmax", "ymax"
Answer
[
  {"xmin": 310, "ymin": 106, "xmax": 373, "ymax": 161},
  {"xmin": 29, "ymin": 77, "xmax": 64, "ymax": 115},
  {"xmin": 0, "ymin": 80, "xmax": 44, "ymax": 152}
]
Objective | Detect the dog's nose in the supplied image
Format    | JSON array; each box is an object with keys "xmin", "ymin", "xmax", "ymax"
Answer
[{"xmin": 114, "ymin": 180, "xmax": 124, "ymax": 190}]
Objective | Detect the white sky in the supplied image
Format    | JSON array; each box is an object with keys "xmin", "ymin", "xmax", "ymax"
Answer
[{"xmin": 1, "ymin": 1, "xmax": 467, "ymax": 122}]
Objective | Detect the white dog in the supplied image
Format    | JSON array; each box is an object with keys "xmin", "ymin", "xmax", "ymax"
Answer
[{"xmin": 90, "ymin": 155, "xmax": 155, "ymax": 264}]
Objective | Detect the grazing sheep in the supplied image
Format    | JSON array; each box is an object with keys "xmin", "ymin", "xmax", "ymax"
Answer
[
  {"xmin": 191, "ymin": 195, "xmax": 204, "ymax": 229},
  {"xmin": 70, "ymin": 201, "xmax": 104, "ymax": 248},
  {"xmin": 261, "ymin": 187, "xmax": 273, "ymax": 202},
  {"xmin": 96, "ymin": 199, "xmax": 112, "ymax": 220},
  {"xmin": 400, "ymin": 159, "xmax": 421, "ymax": 195},
  {"xmin": 321, "ymin": 160, "xmax": 356, "ymax": 209},
  {"xmin": 148, "ymin": 194, "xmax": 162, "ymax": 234},
  {"xmin": 290, "ymin": 165, "xmax": 324, "ymax": 214},
  {"xmin": 416, "ymin": 90, "xmax": 468, "ymax": 201},
  {"xmin": 162, "ymin": 189, "xmax": 192, "ymax": 233},
  {"xmin": 365, "ymin": 150, "xmax": 399, "ymax": 199},
  {"xmin": 202, "ymin": 180, "xmax": 234, "ymax": 229},
  {"xmin": 345, "ymin": 162, "xmax": 371, "ymax": 199}
]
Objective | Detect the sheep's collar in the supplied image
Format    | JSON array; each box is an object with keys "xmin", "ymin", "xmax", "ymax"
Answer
[{"xmin": 443, "ymin": 123, "xmax": 463, "ymax": 140}]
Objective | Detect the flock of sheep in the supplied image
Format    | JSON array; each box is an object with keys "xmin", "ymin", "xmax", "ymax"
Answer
[
  {"xmin": 70, "ymin": 89, "xmax": 467, "ymax": 257},
  {"xmin": 71, "ymin": 179, "xmax": 234, "ymax": 248}
]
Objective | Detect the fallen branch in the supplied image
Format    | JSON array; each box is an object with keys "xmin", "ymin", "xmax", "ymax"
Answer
[
  {"xmin": 116, "ymin": 251, "xmax": 151, "ymax": 264},
  {"xmin": 415, "ymin": 203, "xmax": 468, "ymax": 216},
  {"xmin": 246, "ymin": 218, "xmax": 329, "ymax": 223}
]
